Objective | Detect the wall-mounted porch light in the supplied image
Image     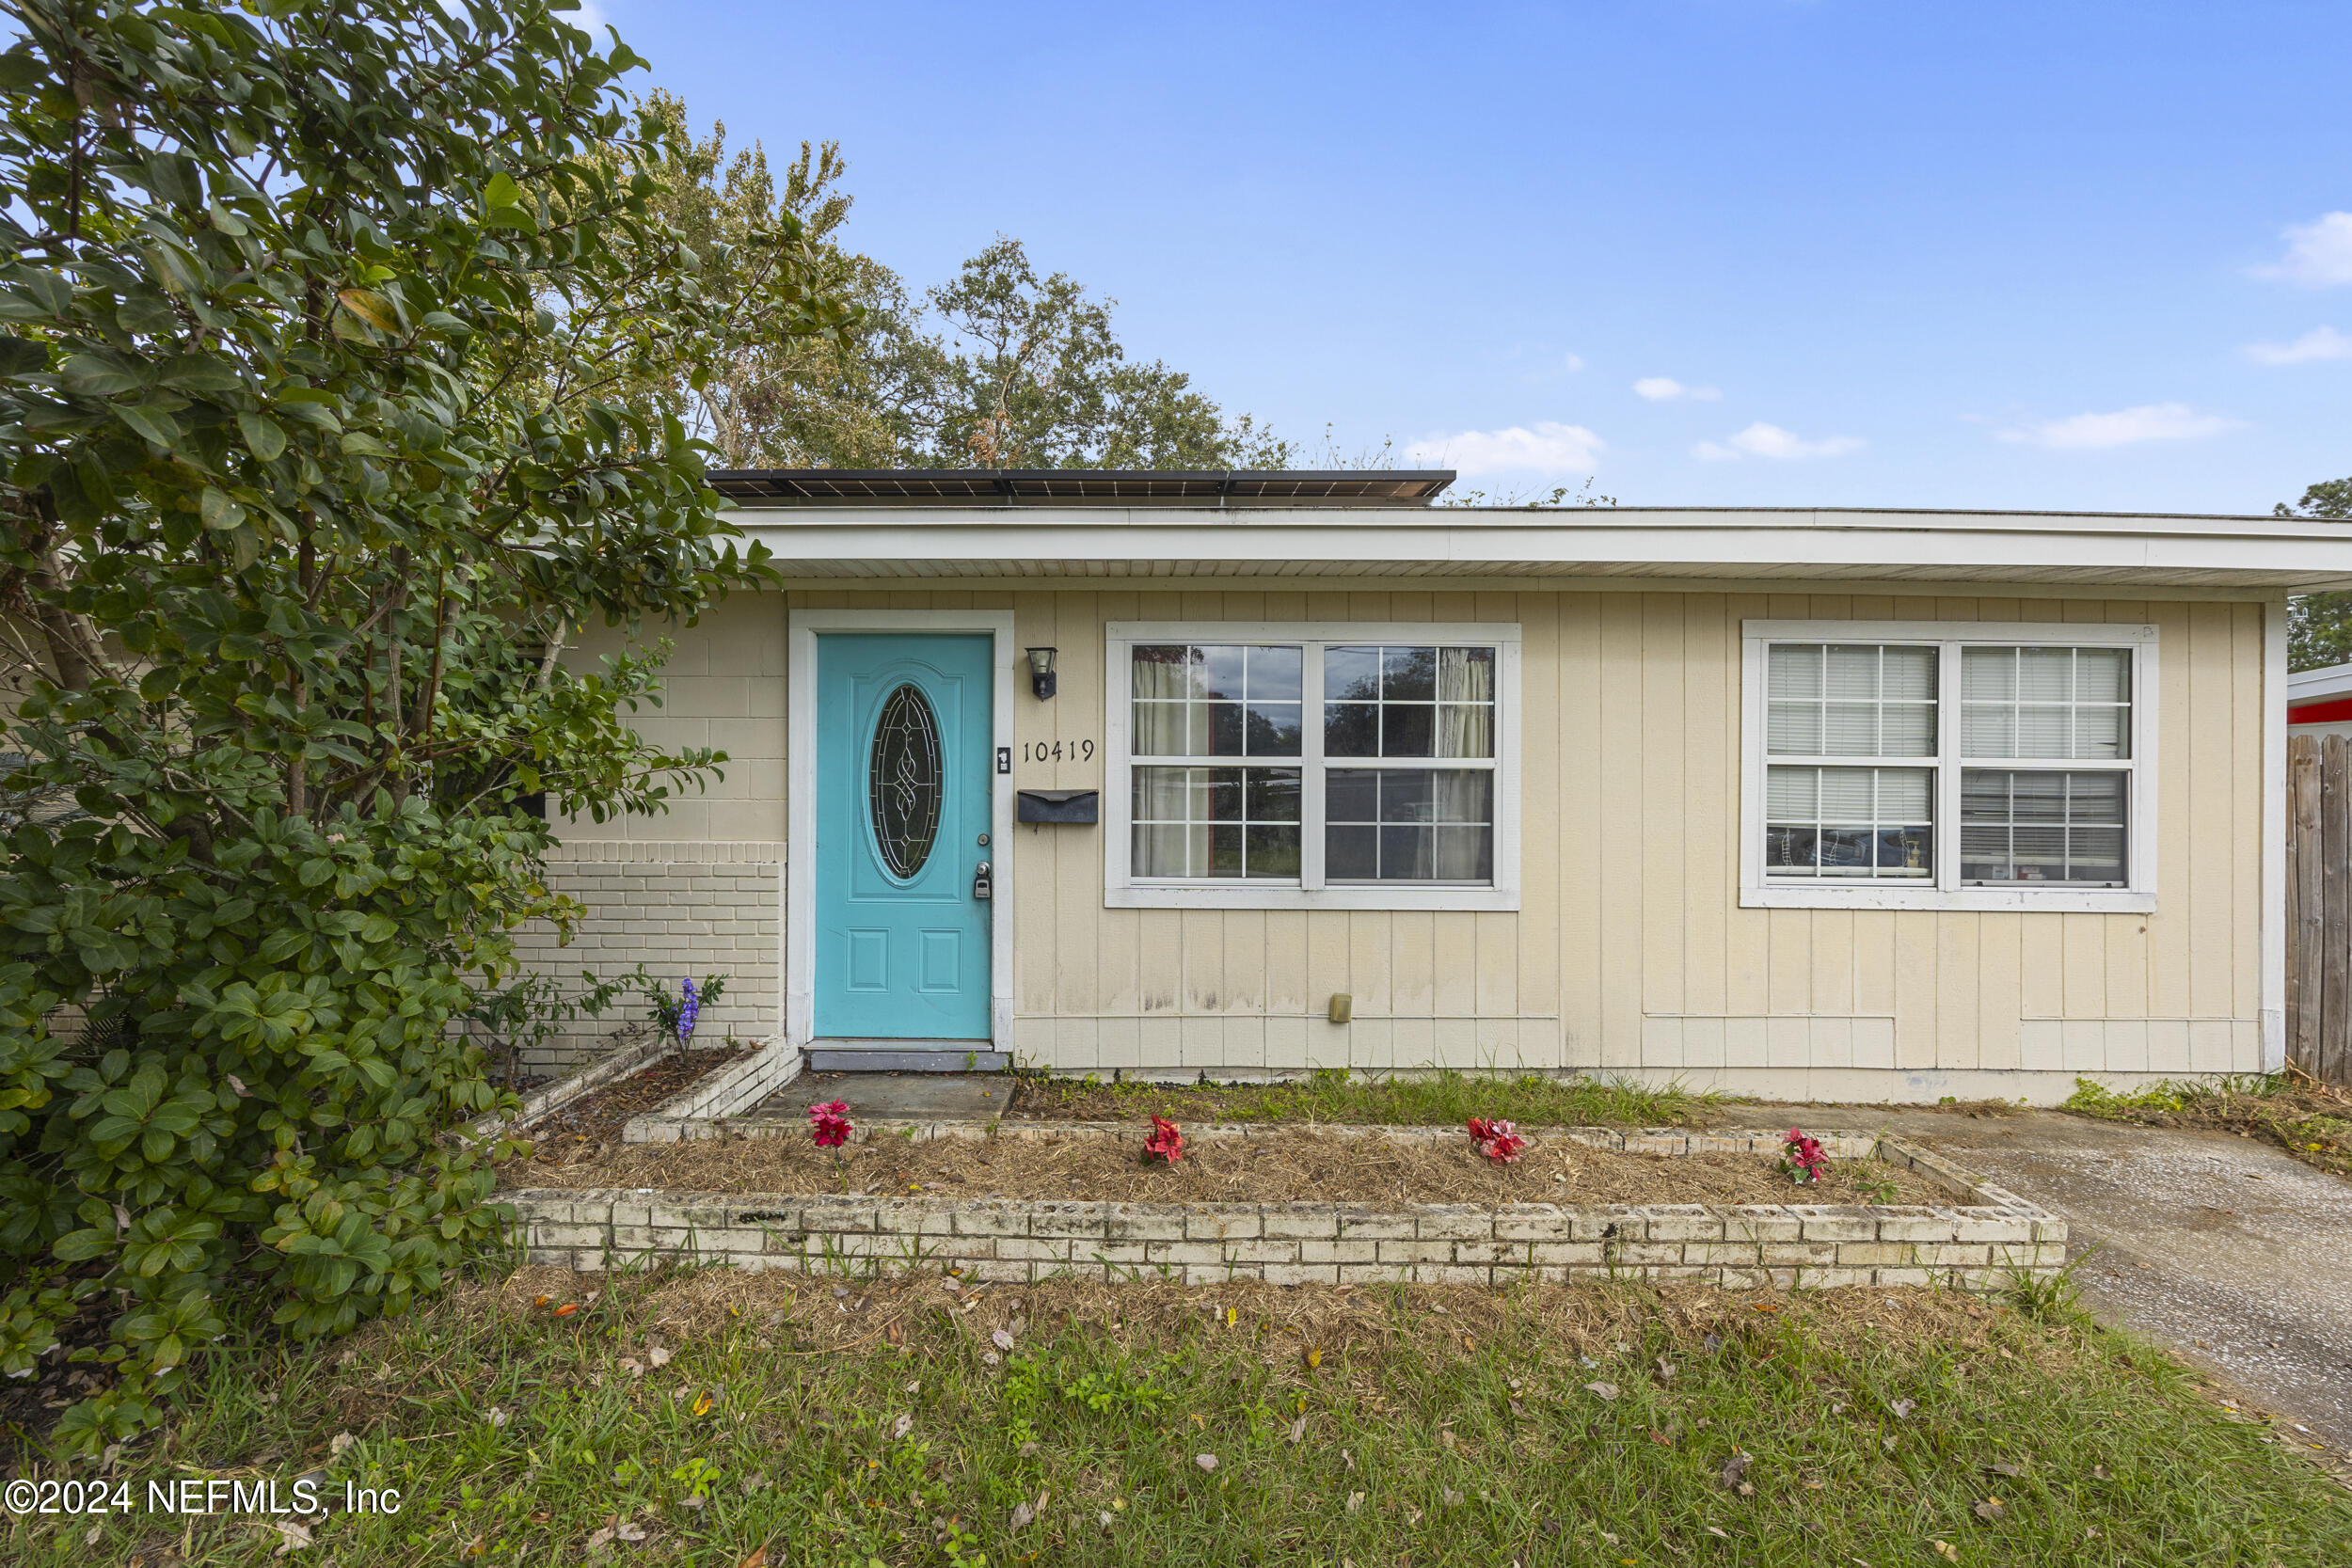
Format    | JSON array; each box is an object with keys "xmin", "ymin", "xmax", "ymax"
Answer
[{"xmin": 1025, "ymin": 646, "xmax": 1058, "ymax": 701}]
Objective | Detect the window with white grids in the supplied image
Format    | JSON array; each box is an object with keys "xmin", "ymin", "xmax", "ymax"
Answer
[
  {"xmin": 1105, "ymin": 623, "xmax": 1521, "ymax": 911},
  {"xmin": 1741, "ymin": 621, "xmax": 2156, "ymax": 912}
]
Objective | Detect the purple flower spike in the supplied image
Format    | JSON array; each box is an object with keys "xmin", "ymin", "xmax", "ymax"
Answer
[{"xmin": 678, "ymin": 975, "xmax": 700, "ymax": 1045}]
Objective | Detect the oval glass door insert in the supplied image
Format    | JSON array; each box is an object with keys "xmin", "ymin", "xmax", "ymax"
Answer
[{"xmin": 868, "ymin": 683, "xmax": 944, "ymax": 879}]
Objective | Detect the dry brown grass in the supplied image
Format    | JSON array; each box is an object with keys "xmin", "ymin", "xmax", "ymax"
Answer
[
  {"xmin": 501, "ymin": 1125, "xmax": 1929, "ymax": 1207},
  {"xmin": 448, "ymin": 1261, "xmax": 2047, "ymax": 1387}
]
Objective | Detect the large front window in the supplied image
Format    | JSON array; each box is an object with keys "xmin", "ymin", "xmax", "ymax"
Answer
[
  {"xmin": 1107, "ymin": 624, "xmax": 1519, "ymax": 911},
  {"xmin": 1743, "ymin": 621, "xmax": 2154, "ymax": 911}
]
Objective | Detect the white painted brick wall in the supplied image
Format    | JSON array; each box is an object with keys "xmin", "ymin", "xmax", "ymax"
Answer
[
  {"xmin": 501, "ymin": 1132, "xmax": 2065, "ymax": 1291},
  {"xmin": 507, "ymin": 843, "xmax": 783, "ymax": 1070}
]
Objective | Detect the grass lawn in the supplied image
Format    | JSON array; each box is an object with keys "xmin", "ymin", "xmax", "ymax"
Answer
[
  {"xmin": 10, "ymin": 1262, "xmax": 2346, "ymax": 1566},
  {"xmin": 2062, "ymin": 1074, "xmax": 2352, "ymax": 1179},
  {"xmin": 1008, "ymin": 1069, "xmax": 1724, "ymax": 1131}
]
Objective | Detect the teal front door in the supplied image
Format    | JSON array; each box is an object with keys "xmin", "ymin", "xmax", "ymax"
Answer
[{"xmin": 815, "ymin": 634, "xmax": 994, "ymax": 1039}]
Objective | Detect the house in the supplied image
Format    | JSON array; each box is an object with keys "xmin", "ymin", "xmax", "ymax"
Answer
[
  {"xmin": 516, "ymin": 468, "xmax": 2352, "ymax": 1104},
  {"xmin": 2288, "ymin": 659, "xmax": 2352, "ymax": 738}
]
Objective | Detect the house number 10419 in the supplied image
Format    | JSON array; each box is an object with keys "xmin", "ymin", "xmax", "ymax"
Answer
[{"xmin": 1022, "ymin": 740, "xmax": 1094, "ymax": 763}]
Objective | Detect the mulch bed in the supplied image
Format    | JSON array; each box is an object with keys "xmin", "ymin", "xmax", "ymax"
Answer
[
  {"xmin": 456, "ymin": 1260, "xmax": 2030, "ymax": 1379},
  {"xmin": 516, "ymin": 1045, "xmax": 749, "ymax": 1164},
  {"xmin": 502, "ymin": 1124, "xmax": 1929, "ymax": 1208}
]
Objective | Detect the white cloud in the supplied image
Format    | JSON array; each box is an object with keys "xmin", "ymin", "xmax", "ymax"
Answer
[
  {"xmin": 1405, "ymin": 421, "xmax": 1605, "ymax": 476},
  {"xmin": 1995, "ymin": 402, "xmax": 2242, "ymax": 451},
  {"xmin": 1562, "ymin": 353, "xmax": 1585, "ymax": 372},
  {"xmin": 2245, "ymin": 325, "xmax": 2352, "ymax": 365},
  {"xmin": 1633, "ymin": 376, "xmax": 1721, "ymax": 402},
  {"xmin": 1692, "ymin": 421, "xmax": 1862, "ymax": 462},
  {"xmin": 2254, "ymin": 213, "xmax": 2352, "ymax": 287}
]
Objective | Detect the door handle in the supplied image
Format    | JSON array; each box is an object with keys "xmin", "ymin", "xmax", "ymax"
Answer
[{"xmin": 971, "ymin": 860, "xmax": 993, "ymax": 900}]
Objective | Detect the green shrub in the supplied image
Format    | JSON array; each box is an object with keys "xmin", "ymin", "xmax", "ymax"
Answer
[{"xmin": 0, "ymin": 0, "xmax": 849, "ymax": 1446}]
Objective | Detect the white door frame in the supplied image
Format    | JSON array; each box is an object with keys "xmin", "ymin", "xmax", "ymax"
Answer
[{"xmin": 787, "ymin": 608, "xmax": 1018, "ymax": 1047}]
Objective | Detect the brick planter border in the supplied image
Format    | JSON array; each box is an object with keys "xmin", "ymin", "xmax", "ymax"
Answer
[{"xmin": 504, "ymin": 1127, "xmax": 2064, "ymax": 1292}]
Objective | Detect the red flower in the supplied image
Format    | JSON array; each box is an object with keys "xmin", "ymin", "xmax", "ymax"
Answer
[
  {"xmin": 1143, "ymin": 1115, "xmax": 1185, "ymax": 1164},
  {"xmin": 1780, "ymin": 1126, "xmax": 1829, "ymax": 1184},
  {"xmin": 807, "ymin": 1100, "xmax": 853, "ymax": 1148},
  {"xmin": 1469, "ymin": 1117, "xmax": 1526, "ymax": 1163}
]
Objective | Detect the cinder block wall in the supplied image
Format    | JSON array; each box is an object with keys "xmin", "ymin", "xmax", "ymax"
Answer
[{"xmin": 506, "ymin": 842, "xmax": 784, "ymax": 1071}]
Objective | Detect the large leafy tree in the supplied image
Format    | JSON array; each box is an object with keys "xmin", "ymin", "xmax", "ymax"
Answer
[
  {"xmin": 633, "ymin": 103, "xmax": 1291, "ymax": 470},
  {"xmin": 2279, "ymin": 478, "xmax": 2352, "ymax": 670},
  {"xmin": 0, "ymin": 0, "xmax": 846, "ymax": 1444}
]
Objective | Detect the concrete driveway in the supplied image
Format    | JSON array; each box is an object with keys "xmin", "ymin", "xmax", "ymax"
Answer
[{"xmin": 1810, "ymin": 1105, "xmax": 2352, "ymax": 1462}]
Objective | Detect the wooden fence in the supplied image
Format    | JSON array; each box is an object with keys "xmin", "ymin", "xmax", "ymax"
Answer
[{"xmin": 2287, "ymin": 733, "xmax": 2352, "ymax": 1087}]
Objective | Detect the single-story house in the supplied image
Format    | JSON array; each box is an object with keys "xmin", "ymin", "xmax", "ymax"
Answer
[
  {"xmin": 516, "ymin": 468, "xmax": 2352, "ymax": 1104},
  {"xmin": 2288, "ymin": 659, "xmax": 2352, "ymax": 737}
]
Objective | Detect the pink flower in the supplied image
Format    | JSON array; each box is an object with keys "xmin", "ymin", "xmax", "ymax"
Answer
[
  {"xmin": 807, "ymin": 1100, "xmax": 853, "ymax": 1148},
  {"xmin": 1469, "ymin": 1117, "xmax": 1526, "ymax": 1164},
  {"xmin": 1780, "ymin": 1126, "xmax": 1828, "ymax": 1184},
  {"xmin": 1143, "ymin": 1115, "xmax": 1185, "ymax": 1164}
]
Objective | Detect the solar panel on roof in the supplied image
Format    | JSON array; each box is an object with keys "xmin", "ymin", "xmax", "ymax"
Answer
[{"xmin": 704, "ymin": 468, "xmax": 1455, "ymax": 506}]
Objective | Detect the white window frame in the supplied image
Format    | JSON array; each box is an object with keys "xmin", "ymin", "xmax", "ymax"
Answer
[
  {"xmin": 1740, "ymin": 619, "xmax": 2159, "ymax": 913},
  {"xmin": 1104, "ymin": 621, "xmax": 1522, "ymax": 911}
]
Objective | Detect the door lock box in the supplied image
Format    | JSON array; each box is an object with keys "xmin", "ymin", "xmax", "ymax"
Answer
[{"xmin": 971, "ymin": 860, "xmax": 993, "ymax": 900}]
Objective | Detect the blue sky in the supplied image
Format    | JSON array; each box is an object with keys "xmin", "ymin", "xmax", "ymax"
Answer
[{"xmin": 594, "ymin": 0, "xmax": 2352, "ymax": 514}]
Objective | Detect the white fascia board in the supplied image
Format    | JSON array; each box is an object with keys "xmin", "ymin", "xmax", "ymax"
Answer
[
  {"xmin": 727, "ymin": 506, "xmax": 2352, "ymax": 587},
  {"xmin": 2288, "ymin": 659, "xmax": 2352, "ymax": 702}
]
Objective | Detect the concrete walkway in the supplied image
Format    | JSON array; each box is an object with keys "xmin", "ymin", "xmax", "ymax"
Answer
[{"xmin": 1804, "ymin": 1105, "xmax": 2352, "ymax": 1462}]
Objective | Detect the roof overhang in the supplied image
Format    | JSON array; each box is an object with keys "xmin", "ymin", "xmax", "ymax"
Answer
[
  {"xmin": 2290, "ymin": 660, "xmax": 2352, "ymax": 705},
  {"xmin": 723, "ymin": 503, "xmax": 2352, "ymax": 592}
]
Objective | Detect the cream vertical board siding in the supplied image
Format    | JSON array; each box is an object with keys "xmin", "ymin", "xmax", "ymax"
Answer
[{"xmin": 540, "ymin": 584, "xmax": 2269, "ymax": 1101}]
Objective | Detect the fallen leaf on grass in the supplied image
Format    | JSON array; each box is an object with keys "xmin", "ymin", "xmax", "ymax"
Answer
[
  {"xmin": 1195, "ymin": 1453, "xmax": 1218, "ymax": 1471},
  {"xmin": 1647, "ymin": 1430, "xmax": 1674, "ymax": 1447},
  {"xmin": 1987, "ymin": 1461, "xmax": 2025, "ymax": 1478},
  {"xmin": 992, "ymin": 1329, "xmax": 1015, "ymax": 1352},
  {"xmin": 1346, "ymin": 1490, "xmax": 1365, "ymax": 1513},
  {"xmin": 1718, "ymin": 1452, "xmax": 1753, "ymax": 1491},
  {"xmin": 620, "ymin": 1357, "xmax": 644, "ymax": 1377},
  {"xmin": 1584, "ymin": 1382, "xmax": 1620, "ymax": 1401},
  {"xmin": 647, "ymin": 1346, "xmax": 672, "ymax": 1368},
  {"xmin": 1707, "ymin": 1526, "xmax": 1729, "ymax": 1539},
  {"xmin": 1305, "ymin": 1347, "xmax": 1323, "ymax": 1369},
  {"xmin": 1888, "ymin": 1399, "xmax": 1917, "ymax": 1418},
  {"xmin": 738, "ymin": 1548, "xmax": 769, "ymax": 1568},
  {"xmin": 328, "ymin": 1432, "xmax": 356, "ymax": 1456},
  {"xmin": 1973, "ymin": 1497, "xmax": 2005, "ymax": 1522},
  {"xmin": 1750, "ymin": 1303, "xmax": 1779, "ymax": 1314},
  {"xmin": 1932, "ymin": 1542, "xmax": 1958, "ymax": 1560},
  {"xmin": 1287, "ymin": 1416, "xmax": 1308, "ymax": 1445},
  {"xmin": 271, "ymin": 1520, "xmax": 313, "ymax": 1555},
  {"xmin": 893, "ymin": 1414, "xmax": 914, "ymax": 1439},
  {"xmin": 553, "ymin": 1302, "xmax": 580, "ymax": 1317},
  {"xmin": 2091, "ymin": 1465, "xmax": 2110, "ymax": 1481},
  {"xmin": 691, "ymin": 1392, "xmax": 714, "ymax": 1417}
]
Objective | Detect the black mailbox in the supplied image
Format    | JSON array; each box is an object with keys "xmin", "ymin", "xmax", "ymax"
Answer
[{"xmin": 1017, "ymin": 788, "xmax": 1099, "ymax": 824}]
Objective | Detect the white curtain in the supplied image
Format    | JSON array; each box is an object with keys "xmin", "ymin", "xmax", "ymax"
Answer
[{"xmin": 1437, "ymin": 647, "xmax": 1494, "ymax": 758}]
